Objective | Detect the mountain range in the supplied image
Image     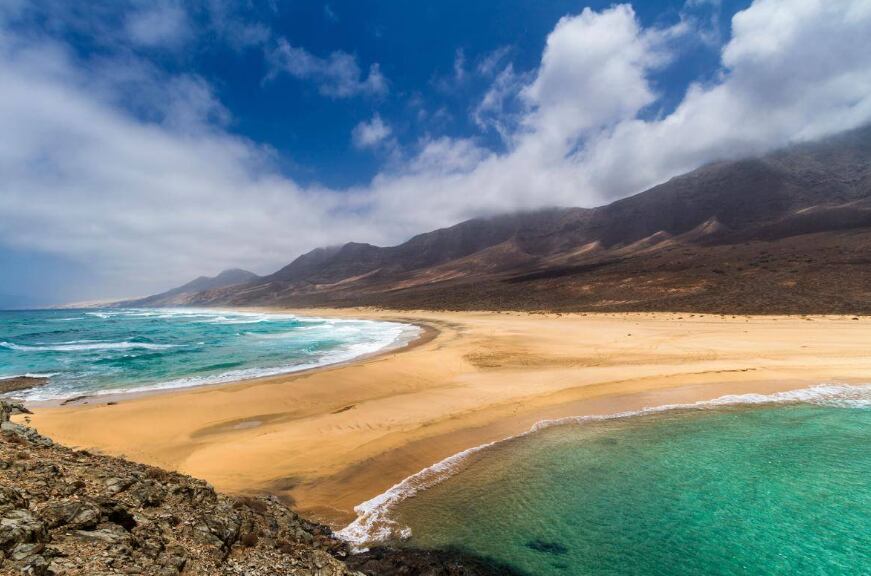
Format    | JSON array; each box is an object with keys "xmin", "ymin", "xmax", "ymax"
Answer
[
  {"xmin": 117, "ymin": 268, "xmax": 259, "ymax": 307},
  {"xmin": 121, "ymin": 125, "xmax": 871, "ymax": 314}
]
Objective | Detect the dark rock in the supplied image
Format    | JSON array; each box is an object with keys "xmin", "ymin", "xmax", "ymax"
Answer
[
  {"xmin": 40, "ymin": 499, "xmax": 101, "ymax": 529},
  {"xmin": 104, "ymin": 477, "xmax": 134, "ymax": 496},
  {"xmin": 20, "ymin": 553, "xmax": 48, "ymax": 576},
  {"xmin": 1, "ymin": 404, "xmax": 525, "ymax": 575},
  {"xmin": 0, "ymin": 402, "xmax": 53, "ymax": 447},
  {"xmin": 0, "ymin": 509, "xmax": 47, "ymax": 551},
  {"xmin": 0, "ymin": 485, "xmax": 27, "ymax": 514},
  {"xmin": 347, "ymin": 546, "xmax": 528, "ymax": 576},
  {"xmin": 59, "ymin": 396, "xmax": 90, "ymax": 406},
  {"xmin": 71, "ymin": 526, "xmax": 130, "ymax": 545},
  {"xmin": 0, "ymin": 376, "xmax": 48, "ymax": 395},
  {"xmin": 11, "ymin": 542, "xmax": 44, "ymax": 561},
  {"xmin": 108, "ymin": 508, "xmax": 138, "ymax": 531},
  {"xmin": 129, "ymin": 480, "xmax": 166, "ymax": 507},
  {"xmin": 525, "ymin": 539, "xmax": 568, "ymax": 555},
  {"xmin": 192, "ymin": 512, "xmax": 240, "ymax": 550},
  {"xmin": 157, "ymin": 543, "xmax": 187, "ymax": 574}
]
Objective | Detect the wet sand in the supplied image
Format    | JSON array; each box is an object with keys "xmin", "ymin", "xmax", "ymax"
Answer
[{"xmin": 23, "ymin": 309, "xmax": 871, "ymax": 527}]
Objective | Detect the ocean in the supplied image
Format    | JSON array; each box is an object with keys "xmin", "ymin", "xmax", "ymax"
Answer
[
  {"xmin": 341, "ymin": 384, "xmax": 871, "ymax": 575},
  {"xmin": 0, "ymin": 308, "xmax": 418, "ymax": 401}
]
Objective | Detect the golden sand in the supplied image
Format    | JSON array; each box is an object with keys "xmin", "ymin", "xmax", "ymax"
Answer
[{"xmin": 24, "ymin": 309, "xmax": 871, "ymax": 526}]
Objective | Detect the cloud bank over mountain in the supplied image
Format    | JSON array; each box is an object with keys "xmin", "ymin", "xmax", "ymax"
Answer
[{"xmin": 1, "ymin": 0, "xmax": 870, "ymax": 300}]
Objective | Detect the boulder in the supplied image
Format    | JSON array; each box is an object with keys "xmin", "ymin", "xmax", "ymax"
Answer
[
  {"xmin": 0, "ymin": 377, "xmax": 48, "ymax": 396},
  {"xmin": 40, "ymin": 499, "xmax": 101, "ymax": 530},
  {"xmin": 0, "ymin": 485, "xmax": 27, "ymax": 515},
  {"xmin": 0, "ymin": 509, "xmax": 47, "ymax": 551},
  {"xmin": 104, "ymin": 476, "xmax": 134, "ymax": 496},
  {"xmin": 10, "ymin": 541, "xmax": 44, "ymax": 561},
  {"xmin": 71, "ymin": 525, "xmax": 130, "ymax": 546},
  {"xmin": 129, "ymin": 479, "xmax": 166, "ymax": 507},
  {"xmin": 192, "ymin": 511, "xmax": 241, "ymax": 550},
  {"xmin": 0, "ymin": 399, "xmax": 31, "ymax": 421}
]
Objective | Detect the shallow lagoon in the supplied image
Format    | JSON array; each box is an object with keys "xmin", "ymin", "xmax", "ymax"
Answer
[{"xmin": 387, "ymin": 387, "xmax": 871, "ymax": 575}]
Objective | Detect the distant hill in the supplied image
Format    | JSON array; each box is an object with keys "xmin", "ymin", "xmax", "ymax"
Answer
[
  {"xmin": 131, "ymin": 125, "xmax": 871, "ymax": 314},
  {"xmin": 118, "ymin": 268, "xmax": 259, "ymax": 307}
]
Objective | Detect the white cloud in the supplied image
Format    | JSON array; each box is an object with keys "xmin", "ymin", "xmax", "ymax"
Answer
[
  {"xmin": 519, "ymin": 5, "xmax": 678, "ymax": 154},
  {"xmin": 472, "ymin": 63, "xmax": 526, "ymax": 143},
  {"xmin": 267, "ymin": 38, "xmax": 388, "ymax": 98},
  {"xmin": 573, "ymin": 0, "xmax": 871, "ymax": 199},
  {"xmin": 125, "ymin": 2, "xmax": 190, "ymax": 48},
  {"xmin": 200, "ymin": 0, "xmax": 271, "ymax": 49},
  {"xmin": 679, "ymin": 0, "xmax": 724, "ymax": 47},
  {"xmin": 2, "ymin": 0, "xmax": 871, "ymax": 299},
  {"xmin": 4, "ymin": 1, "xmax": 270, "ymax": 53},
  {"xmin": 477, "ymin": 46, "xmax": 512, "ymax": 77},
  {"xmin": 431, "ymin": 48, "xmax": 469, "ymax": 93},
  {"xmin": 0, "ymin": 35, "xmax": 383, "ymax": 296},
  {"xmin": 359, "ymin": 0, "xmax": 871, "ymax": 235},
  {"xmin": 453, "ymin": 48, "xmax": 466, "ymax": 82},
  {"xmin": 352, "ymin": 114, "xmax": 392, "ymax": 149}
]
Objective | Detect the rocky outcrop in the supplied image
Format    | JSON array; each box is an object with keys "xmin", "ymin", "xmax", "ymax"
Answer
[
  {"xmin": 0, "ymin": 402, "xmax": 521, "ymax": 576},
  {"xmin": 0, "ymin": 378, "xmax": 47, "ymax": 396},
  {"xmin": 0, "ymin": 408, "xmax": 352, "ymax": 575},
  {"xmin": 0, "ymin": 402, "xmax": 355, "ymax": 576}
]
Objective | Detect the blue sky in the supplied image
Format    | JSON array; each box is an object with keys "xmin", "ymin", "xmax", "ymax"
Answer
[
  {"xmin": 206, "ymin": 0, "xmax": 728, "ymax": 188},
  {"xmin": 34, "ymin": 0, "xmax": 734, "ymax": 188},
  {"xmin": 1, "ymin": 0, "xmax": 870, "ymax": 306}
]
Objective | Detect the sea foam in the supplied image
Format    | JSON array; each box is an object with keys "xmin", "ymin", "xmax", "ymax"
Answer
[
  {"xmin": 336, "ymin": 382, "xmax": 871, "ymax": 548},
  {"xmin": 0, "ymin": 341, "xmax": 178, "ymax": 352},
  {"xmin": 12, "ymin": 311, "xmax": 420, "ymax": 402}
]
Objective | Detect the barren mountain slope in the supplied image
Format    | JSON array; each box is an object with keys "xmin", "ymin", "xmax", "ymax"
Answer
[{"xmin": 127, "ymin": 126, "xmax": 871, "ymax": 314}]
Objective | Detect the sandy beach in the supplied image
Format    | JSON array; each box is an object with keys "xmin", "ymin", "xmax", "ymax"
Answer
[{"xmin": 23, "ymin": 309, "xmax": 871, "ymax": 527}]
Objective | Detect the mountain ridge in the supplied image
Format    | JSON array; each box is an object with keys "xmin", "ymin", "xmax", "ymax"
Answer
[
  {"xmin": 116, "ymin": 268, "xmax": 259, "ymax": 308},
  {"xmin": 124, "ymin": 125, "xmax": 871, "ymax": 314}
]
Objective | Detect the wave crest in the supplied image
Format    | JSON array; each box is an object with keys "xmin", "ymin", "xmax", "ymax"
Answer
[{"xmin": 1, "ymin": 341, "xmax": 178, "ymax": 352}]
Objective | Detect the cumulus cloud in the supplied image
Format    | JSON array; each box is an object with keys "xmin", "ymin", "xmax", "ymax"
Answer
[
  {"xmin": 373, "ymin": 0, "xmax": 871, "ymax": 224},
  {"xmin": 2, "ymin": 0, "xmax": 871, "ymax": 299},
  {"xmin": 352, "ymin": 114, "xmax": 393, "ymax": 149},
  {"xmin": 267, "ymin": 38, "xmax": 388, "ymax": 98},
  {"xmin": 0, "ymin": 34, "xmax": 383, "ymax": 296},
  {"xmin": 573, "ymin": 0, "xmax": 871, "ymax": 198},
  {"xmin": 520, "ymin": 6, "xmax": 665, "ymax": 149}
]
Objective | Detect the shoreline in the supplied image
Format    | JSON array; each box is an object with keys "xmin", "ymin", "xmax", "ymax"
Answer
[
  {"xmin": 336, "ymin": 379, "xmax": 871, "ymax": 546},
  {"xmin": 18, "ymin": 308, "xmax": 434, "ymax": 408},
  {"xmin": 306, "ymin": 375, "xmax": 859, "ymax": 529},
  {"xmin": 21, "ymin": 309, "xmax": 871, "ymax": 531}
]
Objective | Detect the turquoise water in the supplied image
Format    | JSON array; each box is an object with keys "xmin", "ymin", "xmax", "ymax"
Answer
[
  {"xmin": 344, "ymin": 386, "xmax": 871, "ymax": 575},
  {"xmin": 0, "ymin": 308, "xmax": 415, "ymax": 401}
]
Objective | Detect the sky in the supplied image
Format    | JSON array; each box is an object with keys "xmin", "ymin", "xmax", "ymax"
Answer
[{"xmin": 1, "ymin": 0, "xmax": 871, "ymax": 307}]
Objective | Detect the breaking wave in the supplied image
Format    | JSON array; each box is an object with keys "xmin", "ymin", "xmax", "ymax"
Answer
[{"xmin": 0, "ymin": 340, "xmax": 178, "ymax": 352}]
